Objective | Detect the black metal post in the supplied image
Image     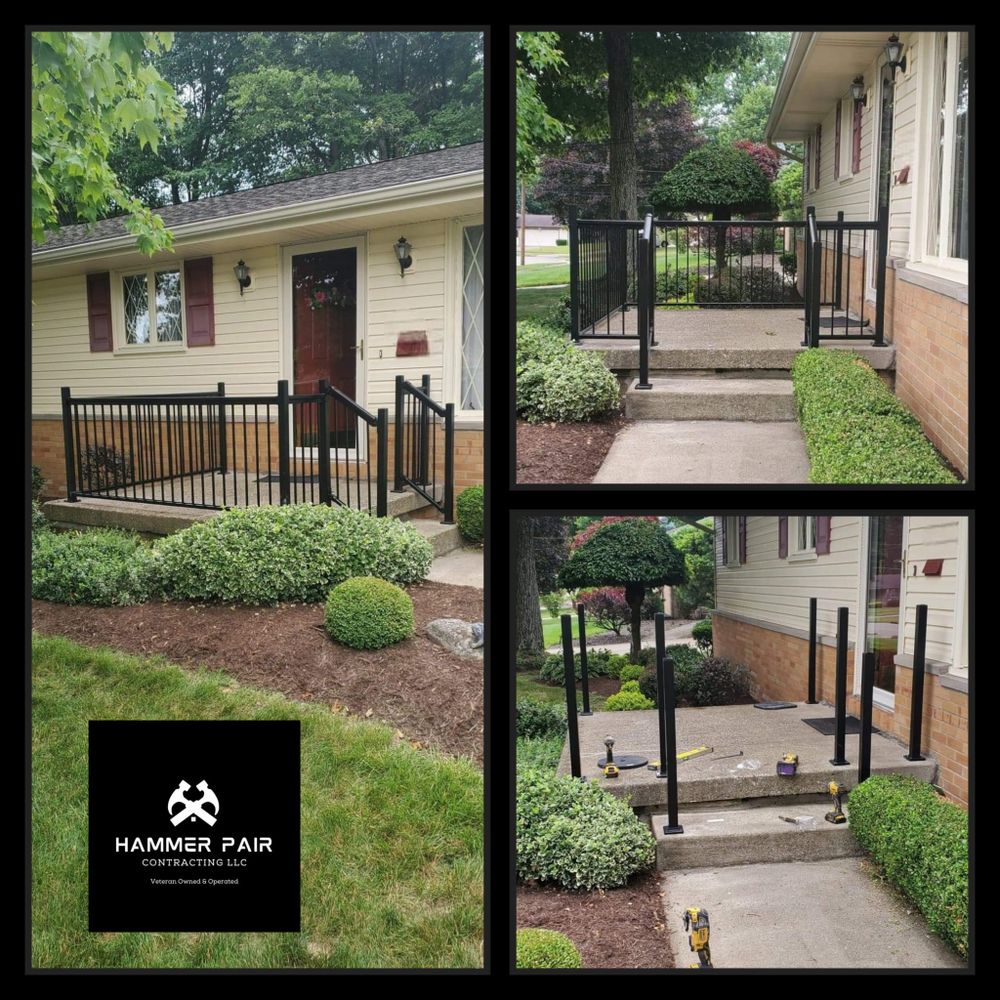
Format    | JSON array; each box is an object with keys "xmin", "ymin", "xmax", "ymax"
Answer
[
  {"xmin": 655, "ymin": 613, "xmax": 683, "ymax": 834},
  {"xmin": 858, "ymin": 651, "xmax": 876, "ymax": 783},
  {"xmin": 316, "ymin": 379, "xmax": 332, "ymax": 505},
  {"xmin": 834, "ymin": 210, "xmax": 844, "ymax": 310},
  {"xmin": 442, "ymin": 402, "xmax": 455, "ymax": 524},
  {"xmin": 60, "ymin": 386, "xmax": 78, "ymax": 502},
  {"xmin": 807, "ymin": 597, "xmax": 819, "ymax": 704},
  {"xmin": 648, "ymin": 221, "xmax": 658, "ymax": 347},
  {"xmin": 802, "ymin": 206, "xmax": 816, "ymax": 347},
  {"xmin": 577, "ymin": 603, "xmax": 591, "ymax": 716},
  {"xmin": 905, "ymin": 604, "xmax": 929, "ymax": 761},
  {"xmin": 569, "ymin": 207, "xmax": 579, "ymax": 341},
  {"xmin": 562, "ymin": 614, "xmax": 581, "ymax": 778},
  {"xmin": 874, "ymin": 202, "xmax": 889, "ymax": 346},
  {"xmin": 830, "ymin": 606, "xmax": 850, "ymax": 765},
  {"xmin": 375, "ymin": 408, "xmax": 389, "ymax": 517},
  {"xmin": 393, "ymin": 375, "xmax": 404, "ymax": 492},
  {"xmin": 418, "ymin": 374, "xmax": 431, "ymax": 486},
  {"xmin": 810, "ymin": 225, "xmax": 822, "ymax": 349},
  {"xmin": 276, "ymin": 379, "xmax": 291, "ymax": 505},
  {"xmin": 217, "ymin": 382, "xmax": 227, "ymax": 475}
]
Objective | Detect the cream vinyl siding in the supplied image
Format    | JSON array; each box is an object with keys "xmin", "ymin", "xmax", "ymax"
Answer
[
  {"xmin": 901, "ymin": 516, "xmax": 961, "ymax": 664},
  {"xmin": 715, "ymin": 516, "xmax": 863, "ymax": 638},
  {"xmin": 31, "ymin": 246, "xmax": 281, "ymax": 414}
]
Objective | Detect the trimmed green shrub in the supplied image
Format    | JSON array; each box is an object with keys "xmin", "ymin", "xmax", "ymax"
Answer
[
  {"xmin": 692, "ymin": 619, "xmax": 713, "ymax": 653},
  {"xmin": 539, "ymin": 648, "xmax": 622, "ymax": 684},
  {"xmin": 792, "ymin": 351, "xmax": 959, "ymax": 484},
  {"xmin": 638, "ymin": 661, "xmax": 698, "ymax": 705},
  {"xmin": 516, "ymin": 768, "xmax": 656, "ymax": 889},
  {"xmin": 541, "ymin": 291, "xmax": 571, "ymax": 334},
  {"xmin": 516, "ymin": 735, "xmax": 565, "ymax": 773},
  {"xmin": 847, "ymin": 775, "xmax": 967, "ymax": 957},
  {"xmin": 686, "ymin": 657, "xmax": 751, "ymax": 706},
  {"xmin": 605, "ymin": 653, "xmax": 631, "ymax": 679},
  {"xmin": 516, "ymin": 320, "xmax": 565, "ymax": 368},
  {"xmin": 32, "ymin": 529, "xmax": 157, "ymax": 606},
  {"xmin": 656, "ymin": 268, "xmax": 692, "ymax": 301},
  {"xmin": 156, "ymin": 505, "xmax": 432, "ymax": 605},
  {"xmin": 633, "ymin": 644, "xmax": 705, "ymax": 671},
  {"xmin": 619, "ymin": 663, "xmax": 643, "ymax": 684},
  {"xmin": 516, "ymin": 929, "xmax": 581, "ymax": 969},
  {"xmin": 32, "ymin": 464, "xmax": 44, "ymax": 500},
  {"xmin": 605, "ymin": 688, "xmax": 655, "ymax": 711},
  {"xmin": 516, "ymin": 648, "xmax": 547, "ymax": 673},
  {"xmin": 324, "ymin": 576, "xmax": 414, "ymax": 650},
  {"xmin": 456, "ymin": 484, "xmax": 484, "ymax": 542},
  {"xmin": 779, "ymin": 250, "xmax": 798, "ymax": 277},
  {"xmin": 518, "ymin": 347, "xmax": 620, "ymax": 424},
  {"xmin": 516, "ymin": 699, "xmax": 567, "ymax": 740},
  {"xmin": 694, "ymin": 266, "xmax": 792, "ymax": 306},
  {"xmin": 31, "ymin": 500, "xmax": 48, "ymax": 535}
]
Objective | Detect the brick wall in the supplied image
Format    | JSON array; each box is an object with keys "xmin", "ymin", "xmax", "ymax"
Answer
[{"xmin": 714, "ymin": 611, "xmax": 968, "ymax": 807}]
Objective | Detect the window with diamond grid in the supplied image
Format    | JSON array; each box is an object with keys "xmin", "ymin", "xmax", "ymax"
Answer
[{"xmin": 461, "ymin": 224, "xmax": 484, "ymax": 410}]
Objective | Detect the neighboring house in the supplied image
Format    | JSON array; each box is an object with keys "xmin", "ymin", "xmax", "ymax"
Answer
[
  {"xmin": 713, "ymin": 515, "xmax": 969, "ymax": 806},
  {"xmin": 767, "ymin": 31, "xmax": 970, "ymax": 477},
  {"xmin": 31, "ymin": 143, "xmax": 484, "ymax": 501},
  {"xmin": 514, "ymin": 214, "xmax": 568, "ymax": 247}
]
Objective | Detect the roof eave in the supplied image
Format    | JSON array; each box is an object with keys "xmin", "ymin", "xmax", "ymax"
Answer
[{"xmin": 765, "ymin": 32, "xmax": 817, "ymax": 144}]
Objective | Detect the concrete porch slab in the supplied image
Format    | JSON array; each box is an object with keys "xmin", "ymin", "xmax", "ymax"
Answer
[{"xmin": 556, "ymin": 703, "xmax": 937, "ymax": 809}]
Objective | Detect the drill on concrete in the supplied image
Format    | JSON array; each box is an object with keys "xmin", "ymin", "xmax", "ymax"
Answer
[
  {"xmin": 825, "ymin": 781, "xmax": 847, "ymax": 824},
  {"xmin": 683, "ymin": 906, "xmax": 712, "ymax": 968}
]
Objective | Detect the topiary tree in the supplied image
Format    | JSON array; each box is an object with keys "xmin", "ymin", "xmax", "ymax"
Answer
[
  {"xmin": 649, "ymin": 142, "xmax": 775, "ymax": 271},
  {"xmin": 559, "ymin": 518, "xmax": 686, "ymax": 663}
]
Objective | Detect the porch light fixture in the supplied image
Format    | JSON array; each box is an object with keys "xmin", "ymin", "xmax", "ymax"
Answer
[
  {"xmin": 884, "ymin": 34, "xmax": 907, "ymax": 77},
  {"xmin": 850, "ymin": 76, "xmax": 867, "ymax": 106},
  {"xmin": 233, "ymin": 259, "xmax": 251, "ymax": 295},
  {"xmin": 393, "ymin": 236, "xmax": 413, "ymax": 277}
]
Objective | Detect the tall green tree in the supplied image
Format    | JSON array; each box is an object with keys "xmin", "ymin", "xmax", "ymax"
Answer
[
  {"xmin": 31, "ymin": 31, "xmax": 185, "ymax": 253},
  {"xmin": 515, "ymin": 31, "xmax": 566, "ymax": 179}
]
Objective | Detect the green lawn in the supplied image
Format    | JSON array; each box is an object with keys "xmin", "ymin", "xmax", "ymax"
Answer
[
  {"xmin": 515, "ymin": 247, "xmax": 713, "ymax": 289},
  {"xmin": 31, "ymin": 634, "xmax": 483, "ymax": 969},
  {"xmin": 513, "ymin": 244, "xmax": 568, "ymax": 255},
  {"xmin": 516, "ymin": 286, "xmax": 565, "ymax": 323},
  {"xmin": 516, "ymin": 672, "xmax": 607, "ymax": 712},
  {"xmin": 541, "ymin": 607, "xmax": 581, "ymax": 647}
]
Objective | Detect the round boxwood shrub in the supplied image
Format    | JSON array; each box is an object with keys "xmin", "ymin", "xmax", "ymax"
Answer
[
  {"xmin": 618, "ymin": 663, "xmax": 643, "ymax": 684},
  {"xmin": 324, "ymin": 576, "xmax": 414, "ymax": 649},
  {"xmin": 516, "ymin": 928, "xmax": 581, "ymax": 969},
  {"xmin": 692, "ymin": 619, "xmax": 713, "ymax": 653},
  {"xmin": 605, "ymin": 687, "xmax": 655, "ymax": 711},
  {"xmin": 517, "ymin": 347, "xmax": 620, "ymax": 424},
  {"xmin": 516, "ymin": 699, "xmax": 567, "ymax": 739},
  {"xmin": 516, "ymin": 768, "xmax": 655, "ymax": 889},
  {"xmin": 456, "ymin": 484, "xmax": 484, "ymax": 542},
  {"xmin": 155, "ymin": 505, "xmax": 432, "ymax": 605},
  {"xmin": 32, "ymin": 528, "xmax": 157, "ymax": 606}
]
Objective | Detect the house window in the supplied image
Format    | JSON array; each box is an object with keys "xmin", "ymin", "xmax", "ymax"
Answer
[
  {"xmin": 790, "ymin": 516, "xmax": 817, "ymax": 558},
  {"xmin": 926, "ymin": 32, "xmax": 969, "ymax": 262},
  {"xmin": 120, "ymin": 268, "xmax": 183, "ymax": 345},
  {"xmin": 460, "ymin": 224, "xmax": 484, "ymax": 411},
  {"xmin": 724, "ymin": 516, "xmax": 740, "ymax": 566}
]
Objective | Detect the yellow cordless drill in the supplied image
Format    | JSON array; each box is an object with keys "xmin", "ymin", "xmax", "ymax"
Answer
[
  {"xmin": 683, "ymin": 907, "xmax": 712, "ymax": 968},
  {"xmin": 825, "ymin": 781, "xmax": 847, "ymax": 824}
]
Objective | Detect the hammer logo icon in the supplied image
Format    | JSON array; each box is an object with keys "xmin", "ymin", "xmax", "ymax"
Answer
[{"xmin": 167, "ymin": 780, "xmax": 220, "ymax": 826}]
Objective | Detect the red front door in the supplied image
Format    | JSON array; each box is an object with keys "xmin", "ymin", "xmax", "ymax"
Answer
[{"xmin": 292, "ymin": 248, "xmax": 358, "ymax": 450}]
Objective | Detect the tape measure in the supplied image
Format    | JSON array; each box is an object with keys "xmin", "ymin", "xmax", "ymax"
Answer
[{"xmin": 603, "ymin": 764, "xmax": 620, "ymax": 778}]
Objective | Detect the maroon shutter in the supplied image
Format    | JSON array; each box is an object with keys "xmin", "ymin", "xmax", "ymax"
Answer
[
  {"xmin": 778, "ymin": 516, "xmax": 788, "ymax": 558},
  {"xmin": 834, "ymin": 102, "xmax": 842, "ymax": 180},
  {"xmin": 86, "ymin": 273, "xmax": 113, "ymax": 352},
  {"xmin": 852, "ymin": 100, "xmax": 863, "ymax": 173},
  {"xmin": 804, "ymin": 138, "xmax": 810, "ymax": 191},
  {"xmin": 816, "ymin": 516, "xmax": 832, "ymax": 555},
  {"xmin": 815, "ymin": 125, "xmax": 822, "ymax": 187},
  {"xmin": 721, "ymin": 517, "xmax": 727, "ymax": 563},
  {"xmin": 184, "ymin": 257, "xmax": 215, "ymax": 346},
  {"xmin": 738, "ymin": 516, "xmax": 747, "ymax": 565}
]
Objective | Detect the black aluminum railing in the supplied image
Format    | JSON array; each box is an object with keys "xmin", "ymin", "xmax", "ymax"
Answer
[
  {"xmin": 61, "ymin": 381, "xmax": 389, "ymax": 515},
  {"xmin": 636, "ymin": 213, "xmax": 655, "ymax": 390},
  {"xmin": 393, "ymin": 374, "xmax": 455, "ymax": 524}
]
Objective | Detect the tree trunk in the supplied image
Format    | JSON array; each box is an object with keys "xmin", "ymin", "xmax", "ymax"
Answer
[
  {"xmin": 515, "ymin": 518, "xmax": 544, "ymax": 655},
  {"xmin": 625, "ymin": 582, "xmax": 644, "ymax": 663},
  {"xmin": 604, "ymin": 32, "xmax": 637, "ymax": 220},
  {"xmin": 520, "ymin": 180, "xmax": 527, "ymax": 267}
]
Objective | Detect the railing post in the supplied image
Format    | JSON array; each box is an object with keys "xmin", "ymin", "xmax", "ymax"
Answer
[
  {"xmin": 217, "ymin": 382, "xmax": 227, "ymax": 475},
  {"xmin": 276, "ymin": 379, "xmax": 291, "ymax": 505},
  {"xmin": 562, "ymin": 614, "xmax": 581, "ymax": 779},
  {"xmin": 834, "ymin": 210, "xmax": 844, "ymax": 310},
  {"xmin": 874, "ymin": 202, "xmax": 889, "ymax": 346},
  {"xmin": 577, "ymin": 602, "xmax": 591, "ymax": 716},
  {"xmin": 858, "ymin": 651, "xmax": 876, "ymax": 783},
  {"xmin": 569, "ymin": 207, "xmax": 580, "ymax": 341},
  {"xmin": 376, "ymin": 408, "xmax": 389, "ymax": 517},
  {"xmin": 802, "ymin": 207, "xmax": 815, "ymax": 347},
  {"xmin": 60, "ymin": 386, "xmax": 78, "ymax": 502},
  {"xmin": 648, "ymin": 219, "xmax": 657, "ymax": 347},
  {"xmin": 807, "ymin": 597, "xmax": 819, "ymax": 704},
  {"xmin": 393, "ymin": 375, "xmax": 404, "ymax": 492},
  {"xmin": 419, "ymin": 374, "xmax": 431, "ymax": 486},
  {"xmin": 830, "ymin": 606, "xmax": 850, "ymax": 766},
  {"xmin": 317, "ymin": 379, "xmax": 331, "ymax": 506},
  {"xmin": 636, "ymin": 214, "xmax": 653, "ymax": 390},
  {"xmin": 655, "ymin": 613, "xmax": 683, "ymax": 834},
  {"xmin": 905, "ymin": 604, "xmax": 929, "ymax": 761},
  {"xmin": 442, "ymin": 402, "xmax": 455, "ymax": 524},
  {"xmin": 810, "ymin": 228, "xmax": 822, "ymax": 348}
]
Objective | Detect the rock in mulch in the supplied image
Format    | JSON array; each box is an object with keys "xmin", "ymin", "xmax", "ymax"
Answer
[{"xmin": 427, "ymin": 618, "xmax": 484, "ymax": 658}]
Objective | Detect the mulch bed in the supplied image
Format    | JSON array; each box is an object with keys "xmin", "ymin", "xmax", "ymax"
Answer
[
  {"xmin": 517, "ymin": 870, "xmax": 672, "ymax": 969},
  {"xmin": 516, "ymin": 414, "xmax": 628, "ymax": 484},
  {"xmin": 31, "ymin": 581, "xmax": 483, "ymax": 765}
]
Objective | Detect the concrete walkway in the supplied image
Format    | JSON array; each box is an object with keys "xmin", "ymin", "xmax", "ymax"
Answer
[
  {"xmin": 545, "ymin": 620, "xmax": 697, "ymax": 654},
  {"xmin": 426, "ymin": 546, "xmax": 483, "ymax": 588},
  {"xmin": 662, "ymin": 858, "xmax": 965, "ymax": 969},
  {"xmin": 593, "ymin": 420, "xmax": 811, "ymax": 484}
]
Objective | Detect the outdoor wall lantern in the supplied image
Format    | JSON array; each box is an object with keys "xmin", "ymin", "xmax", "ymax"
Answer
[
  {"xmin": 394, "ymin": 236, "xmax": 413, "ymax": 277},
  {"xmin": 233, "ymin": 259, "xmax": 251, "ymax": 295},
  {"xmin": 850, "ymin": 76, "xmax": 867, "ymax": 106},
  {"xmin": 884, "ymin": 34, "xmax": 907, "ymax": 77}
]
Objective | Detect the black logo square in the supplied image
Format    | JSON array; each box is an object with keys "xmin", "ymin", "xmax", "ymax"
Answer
[{"xmin": 88, "ymin": 720, "xmax": 300, "ymax": 932}]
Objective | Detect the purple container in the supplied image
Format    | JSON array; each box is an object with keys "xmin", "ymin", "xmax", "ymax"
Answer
[{"xmin": 776, "ymin": 755, "xmax": 798, "ymax": 776}]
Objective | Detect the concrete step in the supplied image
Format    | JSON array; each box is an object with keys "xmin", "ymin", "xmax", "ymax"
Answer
[
  {"xmin": 652, "ymin": 799, "xmax": 863, "ymax": 870},
  {"xmin": 625, "ymin": 376, "xmax": 797, "ymax": 421},
  {"xmin": 407, "ymin": 519, "xmax": 463, "ymax": 556},
  {"xmin": 591, "ymin": 343, "xmax": 895, "ymax": 373}
]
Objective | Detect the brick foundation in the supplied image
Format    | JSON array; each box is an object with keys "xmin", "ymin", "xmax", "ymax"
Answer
[{"xmin": 714, "ymin": 611, "xmax": 968, "ymax": 807}]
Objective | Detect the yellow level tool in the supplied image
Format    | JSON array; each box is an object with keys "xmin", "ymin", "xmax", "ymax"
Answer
[{"xmin": 647, "ymin": 745, "xmax": 715, "ymax": 770}]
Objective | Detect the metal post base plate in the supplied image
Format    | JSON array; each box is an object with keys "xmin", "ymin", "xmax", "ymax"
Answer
[
  {"xmin": 662, "ymin": 825, "xmax": 684, "ymax": 835},
  {"xmin": 904, "ymin": 753, "xmax": 926, "ymax": 761},
  {"xmin": 597, "ymin": 754, "xmax": 648, "ymax": 770},
  {"xmin": 829, "ymin": 758, "xmax": 850, "ymax": 766}
]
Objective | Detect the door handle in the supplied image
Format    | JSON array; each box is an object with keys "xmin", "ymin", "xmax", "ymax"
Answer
[{"xmin": 352, "ymin": 340, "xmax": 364, "ymax": 361}]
